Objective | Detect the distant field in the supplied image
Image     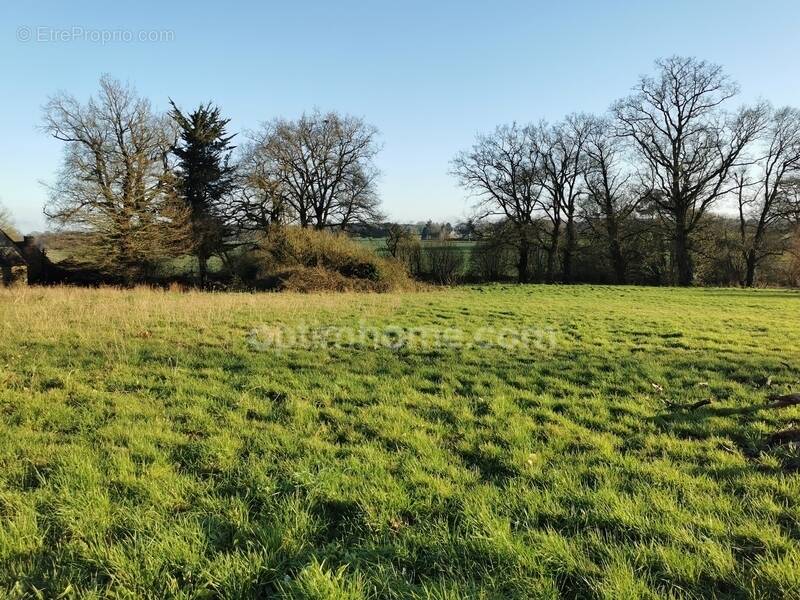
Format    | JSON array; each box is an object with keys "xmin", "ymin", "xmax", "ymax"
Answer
[
  {"xmin": 355, "ymin": 237, "xmax": 477, "ymax": 252},
  {"xmin": 1, "ymin": 285, "xmax": 799, "ymax": 598},
  {"xmin": 357, "ymin": 238, "xmax": 478, "ymax": 278}
]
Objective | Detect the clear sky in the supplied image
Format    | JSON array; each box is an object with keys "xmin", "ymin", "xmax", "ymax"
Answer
[{"xmin": 2, "ymin": 0, "xmax": 800, "ymax": 233}]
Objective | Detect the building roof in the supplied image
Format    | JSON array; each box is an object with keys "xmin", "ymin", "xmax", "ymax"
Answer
[{"xmin": 0, "ymin": 228, "xmax": 27, "ymax": 267}]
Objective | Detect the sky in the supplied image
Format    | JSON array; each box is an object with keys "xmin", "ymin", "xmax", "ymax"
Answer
[{"xmin": 2, "ymin": 0, "xmax": 800, "ymax": 233}]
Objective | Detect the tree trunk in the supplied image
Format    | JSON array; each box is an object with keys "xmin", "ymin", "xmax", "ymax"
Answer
[
  {"xmin": 198, "ymin": 254, "xmax": 208, "ymax": 288},
  {"xmin": 609, "ymin": 239, "xmax": 626, "ymax": 285},
  {"xmin": 517, "ymin": 239, "xmax": 530, "ymax": 283},
  {"xmin": 744, "ymin": 250, "xmax": 757, "ymax": 287},
  {"xmin": 562, "ymin": 217, "xmax": 576, "ymax": 283},
  {"xmin": 602, "ymin": 210, "xmax": 626, "ymax": 284},
  {"xmin": 545, "ymin": 223, "xmax": 560, "ymax": 283},
  {"xmin": 674, "ymin": 225, "xmax": 693, "ymax": 286}
]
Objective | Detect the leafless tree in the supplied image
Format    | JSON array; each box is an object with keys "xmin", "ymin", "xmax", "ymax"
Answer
[
  {"xmin": 451, "ymin": 123, "xmax": 542, "ymax": 282},
  {"xmin": 243, "ymin": 110, "xmax": 382, "ymax": 230},
  {"xmin": 581, "ymin": 116, "xmax": 645, "ymax": 283},
  {"xmin": 229, "ymin": 138, "xmax": 290, "ymax": 233},
  {"xmin": 0, "ymin": 201, "xmax": 20, "ymax": 239},
  {"xmin": 613, "ymin": 56, "xmax": 766, "ymax": 285},
  {"xmin": 424, "ymin": 243, "xmax": 465, "ymax": 284},
  {"xmin": 42, "ymin": 76, "xmax": 191, "ymax": 282},
  {"xmin": 780, "ymin": 178, "xmax": 800, "ymax": 225},
  {"xmin": 535, "ymin": 115, "xmax": 592, "ymax": 282},
  {"xmin": 733, "ymin": 106, "xmax": 800, "ymax": 286},
  {"xmin": 385, "ymin": 223, "xmax": 410, "ymax": 257},
  {"xmin": 385, "ymin": 223, "xmax": 421, "ymax": 274}
]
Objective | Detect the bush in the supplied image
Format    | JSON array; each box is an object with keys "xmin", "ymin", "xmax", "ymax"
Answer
[
  {"xmin": 221, "ymin": 251, "xmax": 261, "ymax": 286},
  {"xmin": 385, "ymin": 224, "xmax": 422, "ymax": 275},
  {"xmin": 423, "ymin": 243, "xmax": 466, "ymax": 284},
  {"xmin": 257, "ymin": 227, "xmax": 413, "ymax": 292},
  {"xmin": 469, "ymin": 241, "xmax": 514, "ymax": 281}
]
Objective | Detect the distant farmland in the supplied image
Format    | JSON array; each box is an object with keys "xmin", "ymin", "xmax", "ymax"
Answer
[{"xmin": 355, "ymin": 236, "xmax": 477, "ymax": 253}]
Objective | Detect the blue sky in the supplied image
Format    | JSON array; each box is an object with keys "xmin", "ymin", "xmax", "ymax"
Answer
[{"xmin": 2, "ymin": 0, "xmax": 800, "ymax": 232}]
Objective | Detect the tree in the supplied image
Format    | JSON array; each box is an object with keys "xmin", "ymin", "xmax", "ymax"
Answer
[
  {"xmin": 386, "ymin": 223, "xmax": 411, "ymax": 257},
  {"xmin": 231, "ymin": 138, "xmax": 289, "ymax": 234},
  {"xmin": 734, "ymin": 106, "xmax": 800, "ymax": 286},
  {"xmin": 780, "ymin": 178, "xmax": 800, "ymax": 224},
  {"xmin": 385, "ymin": 223, "xmax": 422, "ymax": 274},
  {"xmin": 469, "ymin": 220, "xmax": 515, "ymax": 281},
  {"xmin": 170, "ymin": 100, "xmax": 237, "ymax": 287},
  {"xmin": 0, "ymin": 202, "xmax": 20, "ymax": 240},
  {"xmin": 245, "ymin": 110, "xmax": 382, "ymax": 230},
  {"xmin": 613, "ymin": 56, "xmax": 766, "ymax": 285},
  {"xmin": 43, "ymin": 76, "xmax": 190, "ymax": 283},
  {"xmin": 421, "ymin": 220, "xmax": 443, "ymax": 240},
  {"xmin": 581, "ymin": 117, "xmax": 644, "ymax": 284},
  {"xmin": 451, "ymin": 123, "xmax": 542, "ymax": 282},
  {"xmin": 423, "ymin": 243, "xmax": 465, "ymax": 284},
  {"xmin": 536, "ymin": 115, "xmax": 591, "ymax": 283}
]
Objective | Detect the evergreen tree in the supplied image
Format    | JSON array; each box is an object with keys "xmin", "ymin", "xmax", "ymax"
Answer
[{"xmin": 170, "ymin": 100, "xmax": 236, "ymax": 286}]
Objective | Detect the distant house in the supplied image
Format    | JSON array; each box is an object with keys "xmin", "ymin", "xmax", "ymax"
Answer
[{"xmin": 0, "ymin": 228, "xmax": 46, "ymax": 285}]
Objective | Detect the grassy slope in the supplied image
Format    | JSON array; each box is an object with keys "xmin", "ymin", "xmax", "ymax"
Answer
[{"xmin": 0, "ymin": 285, "xmax": 799, "ymax": 599}]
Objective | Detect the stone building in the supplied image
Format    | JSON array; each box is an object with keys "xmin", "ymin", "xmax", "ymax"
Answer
[{"xmin": 0, "ymin": 229, "xmax": 44, "ymax": 285}]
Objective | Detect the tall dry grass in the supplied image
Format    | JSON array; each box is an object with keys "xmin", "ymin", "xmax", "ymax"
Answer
[{"xmin": 0, "ymin": 285, "xmax": 406, "ymax": 356}]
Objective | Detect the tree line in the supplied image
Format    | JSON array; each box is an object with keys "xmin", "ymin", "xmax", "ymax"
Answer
[
  {"xmin": 42, "ymin": 75, "xmax": 381, "ymax": 285},
  {"xmin": 38, "ymin": 56, "xmax": 800, "ymax": 288},
  {"xmin": 452, "ymin": 56, "xmax": 800, "ymax": 287}
]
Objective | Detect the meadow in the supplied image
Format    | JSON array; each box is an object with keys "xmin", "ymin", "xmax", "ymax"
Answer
[{"xmin": 0, "ymin": 285, "xmax": 799, "ymax": 599}]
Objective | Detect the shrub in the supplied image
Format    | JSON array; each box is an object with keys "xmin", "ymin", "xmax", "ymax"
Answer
[
  {"xmin": 222, "ymin": 251, "xmax": 261, "ymax": 285},
  {"xmin": 257, "ymin": 227, "xmax": 413, "ymax": 292},
  {"xmin": 423, "ymin": 243, "xmax": 466, "ymax": 284},
  {"xmin": 469, "ymin": 241, "xmax": 514, "ymax": 281},
  {"xmin": 385, "ymin": 224, "xmax": 422, "ymax": 275}
]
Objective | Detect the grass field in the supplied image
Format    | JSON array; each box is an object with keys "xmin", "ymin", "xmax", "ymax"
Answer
[{"xmin": 1, "ymin": 285, "xmax": 800, "ymax": 598}]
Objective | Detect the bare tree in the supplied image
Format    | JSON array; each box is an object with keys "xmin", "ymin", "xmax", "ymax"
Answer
[
  {"xmin": 536, "ymin": 115, "xmax": 591, "ymax": 282},
  {"xmin": 424, "ymin": 242, "xmax": 465, "ymax": 285},
  {"xmin": 0, "ymin": 201, "xmax": 20, "ymax": 240},
  {"xmin": 451, "ymin": 123, "xmax": 542, "ymax": 282},
  {"xmin": 613, "ymin": 56, "xmax": 766, "ymax": 285},
  {"xmin": 229, "ymin": 138, "xmax": 290, "ymax": 233},
  {"xmin": 581, "ymin": 117, "xmax": 644, "ymax": 283},
  {"xmin": 385, "ymin": 223, "xmax": 411, "ymax": 257},
  {"xmin": 43, "ymin": 76, "xmax": 190, "ymax": 282},
  {"xmin": 244, "ymin": 111, "xmax": 382, "ymax": 230},
  {"xmin": 385, "ymin": 223, "xmax": 421, "ymax": 274},
  {"xmin": 780, "ymin": 178, "xmax": 800, "ymax": 224},
  {"xmin": 734, "ymin": 106, "xmax": 800, "ymax": 286}
]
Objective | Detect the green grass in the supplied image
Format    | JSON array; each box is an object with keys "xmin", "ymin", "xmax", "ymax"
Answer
[
  {"xmin": 355, "ymin": 238, "xmax": 477, "ymax": 250},
  {"xmin": 1, "ymin": 285, "xmax": 800, "ymax": 598}
]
